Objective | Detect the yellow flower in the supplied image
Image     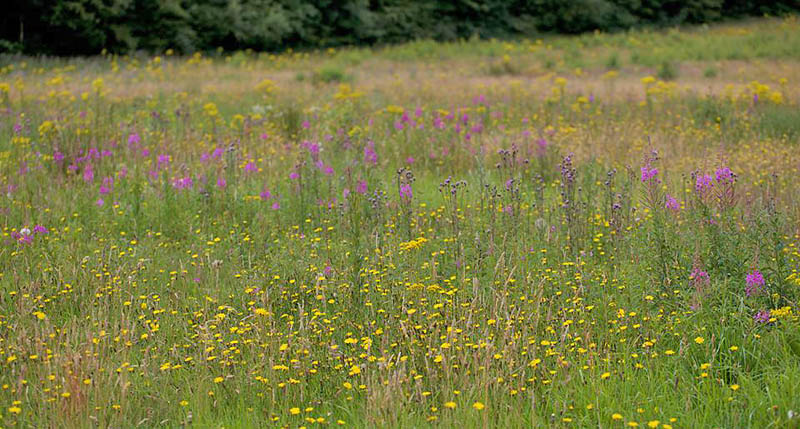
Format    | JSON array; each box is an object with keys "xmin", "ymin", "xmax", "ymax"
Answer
[
  {"xmin": 348, "ymin": 365, "xmax": 361, "ymax": 376},
  {"xmin": 694, "ymin": 336, "xmax": 704, "ymax": 344},
  {"xmin": 601, "ymin": 372, "xmax": 611, "ymax": 379},
  {"xmin": 33, "ymin": 311, "xmax": 46, "ymax": 320},
  {"xmin": 472, "ymin": 402, "xmax": 485, "ymax": 410},
  {"xmin": 648, "ymin": 420, "xmax": 660, "ymax": 428},
  {"xmin": 213, "ymin": 376, "xmax": 224, "ymax": 383},
  {"xmin": 730, "ymin": 384, "xmax": 740, "ymax": 391},
  {"xmin": 8, "ymin": 406, "xmax": 22, "ymax": 414},
  {"xmin": 612, "ymin": 413, "xmax": 623, "ymax": 420},
  {"xmin": 444, "ymin": 401, "xmax": 456, "ymax": 409},
  {"xmin": 290, "ymin": 407, "xmax": 301, "ymax": 415}
]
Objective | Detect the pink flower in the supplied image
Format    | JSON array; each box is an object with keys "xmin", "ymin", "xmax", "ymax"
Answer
[
  {"xmin": 83, "ymin": 166, "xmax": 94, "ymax": 183},
  {"xmin": 399, "ymin": 183, "xmax": 413, "ymax": 201},
  {"xmin": 695, "ymin": 174, "xmax": 713, "ymax": 195},
  {"xmin": 665, "ymin": 194, "xmax": 679, "ymax": 211},
  {"xmin": 753, "ymin": 310, "xmax": 770, "ymax": 323},
  {"xmin": 216, "ymin": 177, "xmax": 226, "ymax": 188},
  {"xmin": 745, "ymin": 269, "xmax": 765, "ymax": 297},
  {"xmin": 356, "ymin": 180, "xmax": 368, "ymax": 194},
  {"xmin": 640, "ymin": 165, "xmax": 658, "ymax": 183}
]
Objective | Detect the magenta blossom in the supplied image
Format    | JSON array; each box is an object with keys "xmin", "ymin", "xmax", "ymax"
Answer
[
  {"xmin": 399, "ymin": 183, "xmax": 413, "ymax": 201},
  {"xmin": 753, "ymin": 310, "xmax": 770, "ymax": 323},
  {"xmin": 695, "ymin": 173, "xmax": 713, "ymax": 195},
  {"xmin": 715, "ymin": 167, "xmax": 734, "ymax": 185},
  {"xmin": 745, "ymin": 269, "xmax": 765, "ymax": 297},
  {"xmin": 665, "ymin": 194, "xmax": 679, "ymax": 211},
  {"xmin": 356, "ymin": 180, "xmax": 368, "ymax": 194},
  {"xmin": 640, "ymin": 165, "xmax": 658, "ymax": 183}
]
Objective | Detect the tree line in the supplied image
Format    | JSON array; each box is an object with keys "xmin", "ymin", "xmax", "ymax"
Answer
[{"xmin": 2, "ymin": 0, "xmax": 797, "ymax": 55}]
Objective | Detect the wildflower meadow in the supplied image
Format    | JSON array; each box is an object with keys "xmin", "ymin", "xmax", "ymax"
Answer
[{"xmin": 2, "ymin": 16, "xmax": 800, "ymax": 428}]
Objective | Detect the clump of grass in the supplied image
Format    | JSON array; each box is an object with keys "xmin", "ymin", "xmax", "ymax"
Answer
[
  {"xmin": 312, "ymin": 64, "xmax": 350, "ymax": 84},
  {"xmin": 758, "ymin": 104, "xmax": 800, "ymax": 140},
  {"xmin": 605, "ymin": 52, "xmax": 621, "ymax": 70},
  {"xmin": 703, "ymin": 66, "xmax": 718, "ymax": 78},
  {"xmin": 657, "ymin": 60, "xmax": 678, "ymax": 80},
  {"xmin": 486, "ymin": 54, "xmax": 521, "ymax": 76}
]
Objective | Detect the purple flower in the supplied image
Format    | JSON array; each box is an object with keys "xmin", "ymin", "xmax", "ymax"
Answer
[
  {"xmin": 157, "ymin": 154, "xmax": 170, "ymax": 169},
  {"xmin": 399, "ymin": 183, "xmax": 413, "ymax": 201},
  {"xmin": 665, "ymin": 194, "xmax": 679, "ymax": 211},
  {"xmin": 172, "ymin": 176, "xmax": 193, "ymax": 190},
  {"xmin": 753, "ymin": 310, "xmax": 770, "ymax": 323},
  {"xmin": 303, "ymin": 141, "xmax": 320, "ymax": 158},
  {"xmin": 356, "ymin": 180, "xmax": 368, "ymax": 194},
  {"xmin": 640, "ymin": 165, "xmax": 658, "ymax": 183},
  {"xmin": 260, "ymin": 189, "xmax": 273, "ymax": 200},
  {"xmin": 32, "ymin": 225, "xmax": 48, "ymax": 235},
  {"xmin": 244, "ymin": 161, "xmax": 257, "ymax": 173},
  {"xmin": 128, "ymin": 133, "xmax": 141, "ymax": 145},
  {"xmin": 364, "ymin": 141, "xmax": 378, "ymax": 165},
  {"xmin": 216, "ymin": 177, "xmax": 227, "ymax": 189},
  {"xmin": 289, "ymin": 172, "xmax": 299, "ymax": 180},
  {"xmin": 53, "ymin": 151, "xmax": 64, "ymax": 163},
  {"xmin": 406, "ymin": 156, "xmax": 415, "ymax": 164},
  {"xmin": 83, "ymin": 166, "xmax": 94, "ymax": 183},
  {"xmin": 690, "ymin": 267, "xmax": 709, "ymax": 284},
  {"xmin": 715, "ymin": 167, "xmax": 734, "ymax": 185},
  {"xmin": 271, "ymin": 201, "xmax": 280, "ymax": 210},
  {"xmin": 745, "ymin": 269, "xmax": 765, "ymax": 297},
  {"xmin": 96, "ymin": 198, "xmax": 104, "ymax": 206},
  {"xmin": 695, "ymin": 174, "xmax": 713, "ymax": 195}
]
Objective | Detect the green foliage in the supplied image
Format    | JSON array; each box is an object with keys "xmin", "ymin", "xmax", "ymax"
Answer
[
  {"xmin": 1, "ymin": 0, "xmax": 798, "ymax": 55},
  {"xmin": 758, "ymin": 104, "xmax": 800, "ymax": 140},
  {"xmin": 657, "ymin": 60, "xmax": 678, "ymax": 80},
  {"xmin": 312, "ymin": 64, "xmax": 349, "ymax": 84}
]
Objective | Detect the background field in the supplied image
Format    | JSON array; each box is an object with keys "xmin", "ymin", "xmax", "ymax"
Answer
[{"xmin": 1, "ymin": 16, "xmax": 800, "ymax": 428}]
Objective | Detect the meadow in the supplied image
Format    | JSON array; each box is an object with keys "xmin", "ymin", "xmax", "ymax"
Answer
[{"xmin": 2, "ymin": 16, "xmax": 800, "ymax": 428}]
